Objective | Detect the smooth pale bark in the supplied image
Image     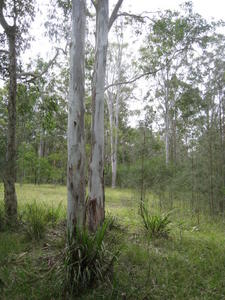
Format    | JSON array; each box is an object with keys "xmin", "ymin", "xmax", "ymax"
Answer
[
  {"xmin": 111, "ymin": 57, "xmax": 121, "ymax": 188},
  {"xmin": 106, "ymin": 89, "xmax": 119, "ymax": 189},
  {"xmin": 87, "ymin": 0, "xmax": 109, "ymax": 232},
  {"xmin": 106, "ymin": 42, "xmax": 123, "ymax": 188},
  {"xmin": 0, "ymin": 1, "xmax": 18, "ymax": 223},
  {"xmin": 106, "ymin": 91, "xmax": 114, "ymax": 183},
  {"xmin": 67, "ymin": 0, "xmax": 86, "ymax": 232},
  {"xmin": 87, "ymin": 0, "xmax": 123, "ymax": 232}
]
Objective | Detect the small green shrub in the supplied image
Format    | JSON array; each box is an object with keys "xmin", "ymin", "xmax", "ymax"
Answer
[
  {"xmin": 62, "ymin": 220, "xmax": 117, "ymax": 296},
  {"xmin": 140, "ymin": 205, "xmax": 171, "ymax": 239},
  {"xmin": 23, "ymin": 201, "xmax": 47, "ymax": 240}
]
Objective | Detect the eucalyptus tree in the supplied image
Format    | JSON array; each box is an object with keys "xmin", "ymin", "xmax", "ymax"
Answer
[
  {"xmin": 0, "ymin": 0, "xmax": 35, "ymax": 223},
  {"xmin": 67, "ymin": 0, "xmax": 86, "ymax": 232},
  {"xmin": 105, "ymin": 32, "xmax": 134, "ymax": 188},
  {"xmin": 190, "ymin": 33, "xmax": 225, "ymax": 214},
  {"xmin": 140, "ymin": 2, "xmax": 210, "ymax": 165},
  {"xmin": 86, "ymin": 0, "xmax": 123, "ymax": 231}
]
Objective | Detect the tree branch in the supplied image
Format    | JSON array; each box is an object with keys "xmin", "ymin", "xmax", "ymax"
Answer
[
  {"xmin": 108, "ymin": 0, "xmax": 123, "ymax": 31},
  {"xmin": 18, "ymin": 50, "xmax": 59, "ymax": 82},
  {"xmin": 90, "ymin": 0, "xmax": 97, "ymax": 10},
  {"xmin": 0, "ymin": 49, "xmax": 9, "ymax": 54},
  {"xmin": 116, "ymin": 12, "xmax": 150, "ymax": 23},
  {"xmin": 109, "ymin": 10, "xmax": 160, "ymax": 29},
  {"xmin": 0, "ymin": 0, "xmax": 14, "ymax": 34},
  {"xmin": 104, "ymin": 45, "xmax": 189, "ymax": 91},
  {"xmin": 105, "ymin": 69, "xmax": 158, "ymax": 90}
]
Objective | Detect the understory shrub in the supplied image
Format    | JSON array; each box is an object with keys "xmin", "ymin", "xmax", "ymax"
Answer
[{"xmin": 140, "ymin": 205, "xmax": 171, "ymax": 239}]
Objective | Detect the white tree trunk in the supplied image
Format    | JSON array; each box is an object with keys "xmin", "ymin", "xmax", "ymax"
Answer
[
  {"xmin": 87, "ymin": 0, "xmax": 123, "ymax": 231},
  {"xmin": 112, "ymin": 89, "xmax": 120, "ymax": 188},
  {"xmin": 106, "ymin": 91, "xmax": 117, "ymax": 188},
  {"xmin": 106, "ymin": 34, "xmax": 123, "ymax": 189},
  {"xmin": 87, "ymin": 0, "xmax": 109, "ymax": 232},
  {"xmin": 67, "ymin": 0, "xmax": 86, "ymax": 232}
]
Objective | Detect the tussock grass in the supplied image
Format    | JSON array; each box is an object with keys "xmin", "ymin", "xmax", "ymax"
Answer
[{"xmin": 21, "ymin": 200, "xmax": 64, "ymax": 240}]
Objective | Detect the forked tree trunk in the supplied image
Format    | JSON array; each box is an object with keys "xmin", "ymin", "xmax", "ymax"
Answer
[
  {"xmin": 87, "ymin": 0, "xmax": 109, "ymax": 232},
  {"xmin": 67, "ymin": 0, "xmax": 86, "ymax": 232}
]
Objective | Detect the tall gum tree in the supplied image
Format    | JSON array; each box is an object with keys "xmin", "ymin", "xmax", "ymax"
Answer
[
  {"xmin": 139, "ymin": 3, "xmax": 211, "ymax": 165},
  {"xmin": 0, "ymin": 0, "xmax": 34, "ymax": 223},
  {"xmin": 106, "ymin": 34, "xmax": 133, "ymax": 189},
  {"xmin": 0, "ymin": 0, "xmax": 17, "ymax": 223},
  {"xmin": 67, "ymin": 0, "xmax": 86, "ymax": 232},
  {"xmin": 86, "ymin": 0, "xmax": 123, "ymax": 232}
]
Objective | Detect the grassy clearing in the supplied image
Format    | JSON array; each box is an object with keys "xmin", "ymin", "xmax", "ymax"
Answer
[{"xmin": 0, "ymin": 184, "xmax": 225, "ymax": 299}]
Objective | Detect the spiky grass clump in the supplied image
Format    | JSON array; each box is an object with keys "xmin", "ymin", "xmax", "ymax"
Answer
[
  {"xmin": 140, "ymin": 205, "xmax": 171, "ymax": 239},
  {"xmin": 22, "ymin": 201, "xmax": 64, "ymax": 240},
  {"xmin": 63, "ymin": 220, "xmax": 117, "ymax": 296},
  {"xmin": 23, "ymin": 201, "xmax": 47, "ymax": 240},
  {"xmin": 44, "ymin": 201, "xmax": 63, "ymax": 226}
]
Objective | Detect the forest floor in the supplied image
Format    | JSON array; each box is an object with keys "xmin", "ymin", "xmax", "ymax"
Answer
[{"xmin": 0, "ymin": 184, "xmax": 225, "ymax": 299}]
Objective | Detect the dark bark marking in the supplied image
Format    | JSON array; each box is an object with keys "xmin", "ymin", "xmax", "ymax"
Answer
[
  {"xmin": 77, "ymin": 157, "xmax": 82, "ymax": 170},
  {"xmin": 86, "ymin": 197, "xmax": 105, "ymax": 232}
]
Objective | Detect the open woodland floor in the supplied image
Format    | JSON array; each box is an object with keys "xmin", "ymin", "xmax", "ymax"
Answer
[{"xmin": 0, "ymin": 184, "xmax": 225, "ymax": 299}]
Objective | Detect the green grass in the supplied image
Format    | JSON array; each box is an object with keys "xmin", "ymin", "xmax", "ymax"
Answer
[{"xmin": 0, "ymin": 184, "xmax": 225, "ymax": 299}]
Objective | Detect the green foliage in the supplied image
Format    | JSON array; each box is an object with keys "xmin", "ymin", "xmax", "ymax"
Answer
[
  {"xmin": 63, "ymin": 221, "xmax": 116, "ymax": 296},
  {"xmin": 17, "ymin": 144, "xmax": 67, "ymax": 185},
  {"xmin": 140, "ymin": 205, "xmax": 171, "ymax": 238}
]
